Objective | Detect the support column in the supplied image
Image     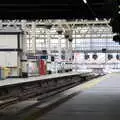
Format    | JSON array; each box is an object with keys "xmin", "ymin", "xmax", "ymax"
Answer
[
  {"xmin": 64, "ymin": 30, "xmax": 73, "ymax": 61},
  {"xmin": 45, "ymin": 24, "xmax": 52, "ymax": 61},
  {"xmin": 58, "ymin": 34, "xmax": 62, "ymax": 61},
  {"xmin": 21, "ymin": 20, "xmax": 28, "ymax": 78},
  {"xmin": 31, "ymin": 21, "xmax": 36, "ymax": 54},
  {"xmin": 21, "ymin": 20, "xmax": 27, "ymax": 54},
  {"xmin": 68, "ymin": 40, "xmax": 73, "ymax": 61},
  {"xmin": 46, "ymin": 29, "xmax": 51, "ymax": 61},
  {"xmin": 57, "ymin": 27, "xmax": 63, "ymax": 62},
  {"xmin": 66, "ymin": 39, "xmax": 69, "ymax": 61},
  {"xmin": 0, "ymin": 20, "xmax": 2, "ymax": 29}
]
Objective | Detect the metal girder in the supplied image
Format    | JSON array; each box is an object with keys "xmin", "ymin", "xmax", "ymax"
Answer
[
  {"xmin": 0, "ymin": 20, "xmax": 110, "ymax": 29},
  {"xmin": 26, "ymin": 50, "xmax": 120, "ymax": 54},
  {"xmin": 73, "ymin": 50, "xmax": 120, "ymax": 53}
]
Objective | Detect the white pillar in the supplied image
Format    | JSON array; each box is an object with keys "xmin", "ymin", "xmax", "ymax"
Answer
[
  {"xmin": 65, "ymin": 38, "xmax": 69, "ymax": 61},
  {"xmin": 57, "ymin": 26, "xmax": 63, "ymax": 62},
  {"xmin": 64, "ymin": 30, "xmax": 73, "ymax": 72},
  {"xmin": 58, "ymin": 34, "xmax": 62, "ymax": 61},
  {"xmin": 46, "ymin": 29, "xmax": 51, "ymax": 56},
  {"xmin": 31, "ymin": 21, "xmax": 36, "ymax": 54},
  {"xmin": 21, "ymin": 20, "xmax": 28, "ymax": 77},
  {"xmin": 45, "ymin": 29, "xmax": 51, "ymax": 62},
  {"xmin": 68, "ymin": 41, "xmax": 73, "ymax": 61},
  {"xmin": 65, "ymin": 34, "xmax": 73, "ymax": 61},
  {"xmin": 0, "ymin": 20, "xmax": 2, "ymax": 29},
  {"xmin": 21, "ymin": 20, "xmax": 27, "ymax": 54}
]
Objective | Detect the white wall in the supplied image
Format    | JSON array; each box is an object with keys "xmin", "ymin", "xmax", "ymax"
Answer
[
  {"xmin": 0, "ymin": 52, "xmax": 17, "ymax": 67},
  {"xmin": 0, "ymin": 35, "xmax": 18, "ymax": 49}
]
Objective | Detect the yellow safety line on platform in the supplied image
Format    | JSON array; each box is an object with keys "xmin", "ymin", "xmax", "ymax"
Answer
[
  {"xmin": 23, "ymin": 74, "xmax": 110, "ymax": 120},
  {"xmin": 64, "ymin": 74, "xmax": 110, "ymax": 96},
  {"xmin": 72, "ymin": 74, "xmax": 110, "ymax": 93},
  {"xmin": 80, "ymin": 75, "xmax": 109, "ymax": 91}
]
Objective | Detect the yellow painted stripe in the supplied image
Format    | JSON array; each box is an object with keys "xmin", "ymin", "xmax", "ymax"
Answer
[{"xmin": 77, "ymin": 75, "xmax": 109, "ymax": 91}]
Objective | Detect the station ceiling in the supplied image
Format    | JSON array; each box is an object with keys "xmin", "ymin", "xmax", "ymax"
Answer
[{"xmin": 0, "ymin": 0, "xmax": 118, "ymax": 19}]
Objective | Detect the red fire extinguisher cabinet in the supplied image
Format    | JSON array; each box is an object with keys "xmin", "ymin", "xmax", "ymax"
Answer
[{"xmin": 39, "ymin": 59, "xmax": 46, "ymax": 75}]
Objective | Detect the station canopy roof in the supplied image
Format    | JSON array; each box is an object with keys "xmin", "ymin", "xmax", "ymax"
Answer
[
  {"xmin": 0, "ymin": 26, "xmax": 23, "ymax": 33},
  {"xmin": 0, "ymin": 0, "xmax": 117, "ymax": 20}
]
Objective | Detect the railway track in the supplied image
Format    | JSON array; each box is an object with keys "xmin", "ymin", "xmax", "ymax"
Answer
[{"xmin": 0, "ymin": 73, "xmax": 100, "ymax": 110}]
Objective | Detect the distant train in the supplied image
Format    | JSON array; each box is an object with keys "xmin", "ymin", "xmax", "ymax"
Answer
[
  {"xmin": 63, "ymin": 62, "xmax": 72, "ymax": 72},
  {"xmin": 47, "ymin": 61, "xmax": 72, "ymax": 74}
]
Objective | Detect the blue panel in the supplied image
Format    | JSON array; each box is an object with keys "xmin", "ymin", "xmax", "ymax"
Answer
[{"xmin": 40, "ymin": 56, "xmax": 48, "ymax": 59}]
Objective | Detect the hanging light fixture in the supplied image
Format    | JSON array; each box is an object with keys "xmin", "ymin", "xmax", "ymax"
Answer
[
  {"xmin": 92, "ymin": 53, "xmax": 98, "ymax": 60},
  {"xmin": 45, "ymin": 23, "xmax": 52, "ymax": 29},
  {"xmin": 84, "ymin": 54, "xmax": 89, "ymax": 60},
  {"xmin": 116, "ymin": 54, "xmax": 120, "ymax": 60},
  {"xmin": 83, "ymin": 0, "xmax": 96, "ymax": 19},
  {"xmin": 108, "ymin": 54, "xmax": 113, "ymax": 60},
  {"xmin": 64, "ymin": 30, "xmax": 70, "ymax": 39},
  {"xmin": 72, "ymin": 54, "xmax": 74, "ymax": 60},
  {"xmin": 68, "ymin": 35, "xmax": 73, "ymax": 42},
  {"xmin": 57, "ymin": 26, "xmax": 63, "ymax": 35},
  {"xmin": 83, "ymin": 0, "xmax": 87, "ymax": 4},
  {"xmin": 61, "ymin": 55, "xmax": 65, "ymax": 60}
]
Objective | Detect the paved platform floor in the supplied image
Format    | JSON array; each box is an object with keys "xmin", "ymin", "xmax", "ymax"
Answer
[
  {"xmin": 38, "ymin": 73, "xmax": 120, "ymax": 120},
  {"xmin": 0, "ymin": 72, "xmax": 86, "ymax": 87}
]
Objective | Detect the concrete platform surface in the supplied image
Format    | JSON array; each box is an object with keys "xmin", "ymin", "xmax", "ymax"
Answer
[
  {"xmin": 0, "ymin": 72, "xmax": 87, "ymax": 87},
  {"xmin": 38, "ymin": 73, "xmax": 120, "ymax": 120}
]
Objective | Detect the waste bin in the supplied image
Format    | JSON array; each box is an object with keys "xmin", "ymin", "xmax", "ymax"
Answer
[
  {"xmin": 1, "ymin": 67, "xmax": 6, "ymax": 79},
  {"xmin": 0, "ymin": 67, "xmax": 6, "ymax": 80},
  {"xmin": 3, "ymin": 67, "xmax": 10, "ymax": 78}
]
